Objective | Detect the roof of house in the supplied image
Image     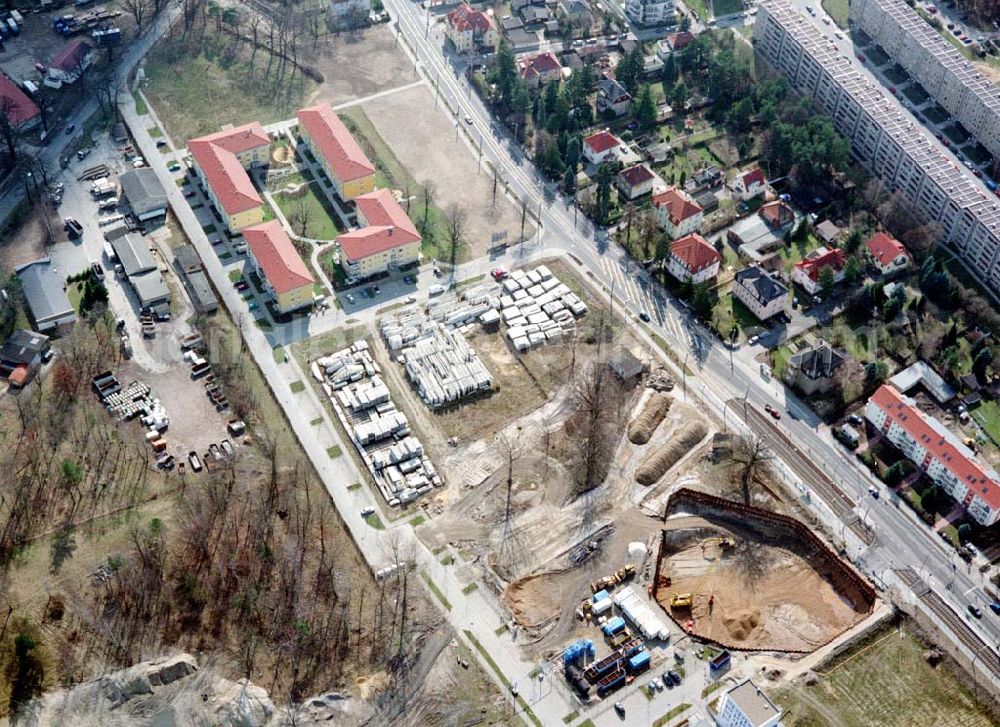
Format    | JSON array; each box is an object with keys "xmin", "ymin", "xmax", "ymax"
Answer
[
  {"xmin": 724, "ymin": 680, "xmax": 783, "ymax": 727},
  {"xmin": 13, "ymin": 259, "xmax": 74, "ymax": 326},
  {"xmin": 652, "ymin": 187, "xmax": 703, "ymax": 225},
  {"xmin": 618, "ymin": 164, "xmax": 654, "ymax": 187},
  {"xmin": 583, "ymin": 130, "xmax": 622, "ymax": 155},
  {"xmin": 296, "ymin": 103, "xmax": 375, "ymax": 184},
  {"xmin": 609, "ymin": 347, "xmax": 644, "ymax": 380},
  {"xmin": 759, "ymin": 199, "xmax": 795, "ymax": 228},
  {"xmin": 740, "ymin": 167, "xmax": 766, "ymax": 189},
  {"xmin": 243, "ymin": 220, "xmax": 315, "ymax": 294},
  {"xmin": 501, "ymin": 15, "xmax": 524, "ymax": 30},
  {"xmin": 120, "ymin": 167, "xmax": 167, "ymax": 213},
  {"xmin": 871, "ymin": 384, "xmax": 1000, "ymax": 510},
  {"xmin": 517, "ymin": 51, "xmax": 561, "ymax": 80},
  {"xmin": 0, "ymin": 76, "xmax": 40, "ymax": 126},
  {"xmin": 559, "ymin": 0, "xmax": 591, "ymax": 15},
  {"xmin": 50, "ymin": 39, "xmax": 92, "ymax": 72},
  {"xmin": 867, "ymin": 231, "xmax": 910, "ymax": 266},
  {"xmin": 520, "ymin": 5, "xmax": 549, "ymax": 22},
  {"xmin": 173, "ymin": 244, "xmax": 203, "ymax": 275},
  {"xmin": 129, "ymin": 270, "xmax": 171, "ymax": 306},
  {"xmin": 735, "ymin": 265, "xmax": 788, "ymax": 304},
  {"xmin": 670, "ymin": 233, "xmax": 721, "ymax": 272},
  {"xmin": 794, "ymin": 246, "xmax": 845, "ymax": 281},
  {"xmin": 188, "ymin": 123, "xmax": 269, "ymax": 216},
  {"xmin": 889, "ymin": 360, "xmax": 956, "ymax": 403},
  {"xmin": 598, "ymin": 77, "xmax": 631, "ymax": 102},
  {"xmin": 788, "ymin": 341, "xmax": 845, "ymax": 380},
  {"xmin": 0, "ymin": 329, "xmax": 49, "ymax": 367},
  {"xmin": 448, "ymin": 2, "xmax": 495, "ymax": 32},
  {"xmin": 693, "ymin": 166, "xmax": 722, "ymax": 185},
  {"xmin": 815, "ymin": 219, "xmax": 841, "ymax": 243},
  {"xmin": 111, "ymin": 235, "xmax": 157, "ymax": 277},
  {"xmin": 668, "ymin": 31, "xmax": 695, "ymax": 50},
  {"xmin": 338, "ymin": 188, "xmax": 421, "ymax": 262}
]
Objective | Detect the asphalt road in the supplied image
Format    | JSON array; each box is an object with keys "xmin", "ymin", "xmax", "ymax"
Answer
[{"xmin": 384, "ymin": 0, "xmax": 1000, "ymax": 688}]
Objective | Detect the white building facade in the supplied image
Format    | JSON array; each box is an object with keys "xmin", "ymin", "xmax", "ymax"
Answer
[{"xmin": 624, "ymin": 0, "xmax": 676, "ymax": 26}]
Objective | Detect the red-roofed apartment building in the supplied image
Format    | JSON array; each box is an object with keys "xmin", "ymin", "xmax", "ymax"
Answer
[
  {"xmin": 446, "ymin": 3, "xmax": 497, "ymax": 53},
  {"xmin": 46, "ymin": 40, "xmax": 93, "ymax": 87},
  {"xmin": 866, "ymin": 232, "xmax": 911, "ymax": 275},
  {"xmin": 728, "ymin": 166, "xmax": 766, "ymax": 201},
  {"xmin": 616, "ymin": 164, "xmax": 656, "ymax": 200},
  {"xmin": 582, "ymin": 129, "xmax": 624, "ymax": 166},
  {"xmin": 866, "ymin": 384, "xmax": 1000, "ymax": 526},
  {"xmin": 652, "ymin": 186, "xmax": 704, "ymax": 239},
  {"xmin": 667, "ymin": 233, "xmax": 721, "ymax": 284},
  {"xmin": 517, "ymin": 52, "xmax": 563, "ymax": 88},
  {"xmin": 791, "ymin": 246, "xmax": 845, "ymax": 295},
  {"xmin": 297, "ymin": 103, "xmax": 375, "ymax": 201},
  {"xmin": 243, "ymin": 220, "xmax": 315, "ymax": 314},
  {"xmin": 337, "ymin": 189, "xmax": 421, "ymax": 281},
  {"xmin": 188, "ymin": 122, "xmax": 271, "ymax": 232},
  {"xmin": 0, "ymin": 76, "xmax": 40, "ymax": 130}
]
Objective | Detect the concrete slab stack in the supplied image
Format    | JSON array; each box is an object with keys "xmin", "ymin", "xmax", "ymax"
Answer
[
  {"xmin": 391, "ymin": 321, "xmax": 493, "ymax": 409},
  {"xmin": 498, "ymin": 266, "xmax": 588, "ymax": 351}
]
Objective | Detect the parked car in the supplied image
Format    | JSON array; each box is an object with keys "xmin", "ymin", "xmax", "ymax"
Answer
[
  {"xmin": 168, "ymin": 162, "xmax": 182, "ymax": 172},
  {"xmin": 491, "ymin": 267, "xmax": 508, "ymax": 281},
  {"xmin": 764, "ymin": 404, "xmax": 781, "ymax": 420},
  {"xmin": 90, "ymin": 261, "xmax": 104, "ymax": 281},
  {"xmin": 868, "ymin": 485, "xmax": 880, "ymax": 498},
  {"xmin": 639, "ymin": 311, "xmax": 651, "ymax": 323},
  {"xmin": 989, "ymin": 602, "xmax": 1000, "ymax": 615},
  {"xmin": 667, "ymin": 670, "xmax": 682, "ymax": 686},
  {"xmin": 968, "ymin": 604, "xmax": 983, "ymax": 618},
  {"xmin": 65, "ymin": 123, "xmax": 76, "ymax": 135},
  {"xmin": 613, "ymin": 702, "xmax": 625, "ymax": 717},
  {"xmin": 156, "ymin": 139, "xmax": 168, "ymax": 148},
  {"xmin": 847, "ymin": 414, "xmax": 863, "ymax": 426},
  {"xmin": 360, "ymin": 506, "xmax": 375, "ymax": 517}
]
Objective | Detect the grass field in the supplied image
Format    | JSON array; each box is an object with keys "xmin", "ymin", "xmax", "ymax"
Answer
[
  {"xmin": 774, "ymin": 627, "xmax": 996, "ymax": 727},
  {"xmin": 711, "ymin": 0, "xmax": 743, "ymax": 16},
  {"xmin": 972, "ymin": 399, "xmax": 1000, "ymax": 445},
  {"xmin": 271, "ymin": 182, "xmax": 344, "ymax": 241},
  {"xmin": 144, "ymin": 34, "xmax": 315, "ymax": 143},
  {"xmin": 821, "ymin": 0, "xmax": 848, "ymax": 28}
]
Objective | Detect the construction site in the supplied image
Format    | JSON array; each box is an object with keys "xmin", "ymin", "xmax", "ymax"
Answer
[{"xmin": 654, "ymin": 489, "xmax": 877, "ymax": 653}]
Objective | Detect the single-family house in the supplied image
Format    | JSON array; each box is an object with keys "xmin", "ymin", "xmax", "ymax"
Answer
[
  {"xmin": 732, "ymin": 265, "xmax": 787, "ymax": 321},
  {"xmin": 791, "ymin": 246, "xmax": 845, "ymax": 295},
  {"xmin": 519, "ymin": 4, "xmax": 550, "ymax": 25},
  {"xmin": 517, "ymin": 52, "xmax": 563, "ymax": 88},
  {"xmin": 511, "ymin": 0, "xmax": 545, "ymax": 12},
  {"xmin": 667, "ymin": 233, "xmax": 721, "ymax": 284},
  {"xmin": 558, "ymin": 0, "xmax": 593, "ymax": 26},
  {"xmin": 666, "ymin": 31, "xmax": 695, "ymax": 51},
  {"xmin": 297, "ymin": 103, "xmax": 375, "ymax": 201},
  {"xmin": 729, "ymin": 167, "xmax": 766, "ymax": 201},
  {"xmin": 506, "ymin": 27, "xmax": 540, "ymax": 49},
  {"xmin": 243, "ymin": 220, "xmax": 316, "ymax": 314},
  {"xmin": 46, "ymin": 40, "xmax": 93, "ymax": 87},
  {"xmin": 446, "ymin": 3, "xmax": 498, "ymax": 54},
  {"xmin": 652, "ymin": 186, "xmax": 703, "ymax": 238},
  {"xmin": 0, "ymin": 76, "xmax": 40, "ymax": 130},
  {"xmin": 337, "ymin": 188, "xmax": 421, "ymax": 281},
  {"xmin": 582, "ymin": 129, "xmax": 625, "ymax": 166},
  {"xmin": 13, "ymin": 259, "xmax": 76, "ymax": 332},
  {"xmin": 729, "ymin": 200, "xmax": 798, "ymax": 261},
  {"xmin": 501, "ymin": 15, "xmax": 525, "ymax": 32},
  {"xmin": 691, "ymin": 165, "xmax": 723, "ymax": 191},
  {"xmin": 111, "ymin": 235, "xmax": 172, "ymax": 312},
  {"xmin": 866, "ymin": 231, "xmax": 911, "ymax": 275},
  {"xmin": 0, "ymin": 330, "xmax": 50, "ymax": 387},
  {"xmin": 119, "ymin": 167, "xmax": 168, "ymax": 222},
  {"xmin": 597, "ymin": 78, "xmax": 632, "ymax": 117},
  {"xmin": 616, "ymin": 164, "xmax": 656, "ymax": 200},
  {"xmin": 188, "ymin": 122, "xmax": 271, "ymax": 233},
  {"xmin": 783, "ymin": 340, "xmax": 845, "ymax": 395}
]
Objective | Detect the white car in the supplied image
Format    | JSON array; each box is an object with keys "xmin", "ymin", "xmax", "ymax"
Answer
[
  {"xmin": 360, "ymin": 506, "xmax": 375, "ymax": 517},
  {"xmin": 748, "ymin": 334, "xmax": 760, "ymax": 345},
  {"xmin": 835, "ymin": 31, "xmax": 843, "ymax": 39},
  {"xmin": 464, "ymin": 114, "xmax": 473, "ymax": 125}
]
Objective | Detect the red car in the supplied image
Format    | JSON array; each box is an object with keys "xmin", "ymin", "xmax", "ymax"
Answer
[
  {"xmin": 764, "ymin": 404, "xmax": 782, "ymax": 420},
  {"xmin": 889, "ymin": 86, "xmax": 896, "ymax": 94},
  {"xmin": 491, "ymin": 268, "xmax": 508, "ymax": 281},
  {"xmin": 856, "ymin": 53, "xmax": 865, "ymax": 62}
]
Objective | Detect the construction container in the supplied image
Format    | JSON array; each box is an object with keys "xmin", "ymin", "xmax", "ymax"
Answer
[
  {"xmin": 592, "ymin": 597, "xmax": 613, "ymax": 617},
  {"xmin": 601, "ymin": 617, "xmax": 626, "ymax": 637},
  {"xmin": 561, "ymin": 639, "xmax": 596, "ymax": 666},
  {"xmin": 627, "ymin": 651, "xmax": 650, "ymax": 675},
  {"xmin": 596, "ymin": 668, "xmax": 626, "ymax": 697},
  {"xmin": 710, "ymin": 650, "xmax": 732, "ymax": 671}
]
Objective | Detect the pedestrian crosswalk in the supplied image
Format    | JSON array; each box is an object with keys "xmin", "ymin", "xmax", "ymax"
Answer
[{"xmin": 596, "ymin": 255, "xmax": 687, "ymax": 343}]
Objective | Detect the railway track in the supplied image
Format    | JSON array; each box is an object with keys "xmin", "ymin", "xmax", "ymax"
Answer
[
  {"xmin": 921, "ymin": 588, "xmax": 1000, "ymax": 679},
  {"xmin": 730, "ymin": 399, "xmax": 876, "ymax": 545}
]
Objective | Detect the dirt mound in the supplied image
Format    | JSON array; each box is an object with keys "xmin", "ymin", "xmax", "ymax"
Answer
[
  {"xmin": 504, "ymin": 573, "xmax": 563, "ymax": 628},
  {"xmin": 272, "ymin": 146, "xmax": 294, "ymax": 165},
  {"xmin": 635, "ymin": 421, "xmax": 707, "ymax": 485},
  {"xmin": 628, "ymin": 392, "xmax": 672, "ymax": 444},
  {"xmin": 723, "ymin": 608, "xmax": 761, "ymax": 641}
]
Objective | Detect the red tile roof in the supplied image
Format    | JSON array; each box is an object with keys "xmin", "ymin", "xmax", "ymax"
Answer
[
  {"xmin": 740, "ymin": 167, "xmax": 765, "ymax": 189},
  {"xmin": 759, "ymin": 200, "xmax": 794, "ymax": 227},
  {"xmin": 338, "ymin": 189, "xmax": 421, "ymax": 262},
  {"xmin": 871, "ymin": 385, "xmax": 1000, "ymax": 511},
  {"xmin": 0, "ymin": 76, "xmax": 39, "ymax": 126},
  {"xmin": 866, "ymin": 232, "xmax": 910, "ymax": 267},
  {"xmin": 51, "ymin": 39, "xmax": 91, "ymax": 72},
  {"xmin": 584, "ymin": 130, "xmax": 622, "ymax": 155},
  {"xmin": 242, "ymin": 220, "xmax": 315, "ymax": 294},
  {"xmin": 297, "ymin": 103, "xmax": 375, "ymax": 184},
  {"xmin": 670, "ymin": 233, "xmax": 721, "ymax": 273},
  {"xmin": 652, "ymin": 187, "xmax": 703, "ymax": 225},
  {"xmin": 794, "ymin": 247, "xmax": 845, "ymax": 281},
  {"xmin": 618, "ymin": 164, "xmax": 654, "ymax": 187},
  {"xmin": 448, "ymin": 2, "xmax": 494, "ymax": 32},
  {"xmin": 668, "ymin": 31, "xmax": 694, "ymax": 50},
  {"xmin": 188, "ymin": 123, "xmax": 270, "ymax": 216},
  {"xmin": 517, "ymin": 52, "xmax": 562, "ymax": 81}
]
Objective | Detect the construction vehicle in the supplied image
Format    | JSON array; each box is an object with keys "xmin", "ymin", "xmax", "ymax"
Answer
[
  {"xmin": 590, "ymin": 563, "xmax": 637, "ymax": 593},
  {"xmin": 608, "ymin": 630, "xmax": 631, "ymax": 649},
  {"xmin": 670, "ymin": 593, "xmax": 693, "ymax": 609}
]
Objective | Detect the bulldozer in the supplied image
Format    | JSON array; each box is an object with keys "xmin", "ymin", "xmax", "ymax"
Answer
[
  {"xmin": 670, "ymin": 593, "xmax": 693, "ymax": 609},
  {"xmin": 589, "ymin": 563, "xmax": 638, "ymax": 593}
]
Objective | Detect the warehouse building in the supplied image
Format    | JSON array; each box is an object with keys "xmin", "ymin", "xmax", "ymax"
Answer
[
  {"xmin": 13, "ymin": 259, "xmax": 76, "ymax": 332},
  {"xmin": 173, "ymin": 245, "xmax": 218, "ymax": 314},
  {"xmin": 120, "ymin": 167, "xmax": 168, "ymax": 222},
  {"xmin": 754, "ymin": 0, "xmax": 1000, "ymax": 296},
  {"xmin": 111, "ymin": 235, "xmax": 171, "ymax": 313}
]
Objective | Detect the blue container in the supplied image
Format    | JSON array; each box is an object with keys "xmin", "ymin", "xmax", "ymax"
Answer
[
  {"xmin": 627, "ymin": 650, "xmax": 650, "ymax": 674},
  {"xmin": 592, "ymin": 589, "xmax": 610, "ymax": 603},
  {"xmin": 601, "ymin": 616, "xmax": 625, "ymax": 636}
]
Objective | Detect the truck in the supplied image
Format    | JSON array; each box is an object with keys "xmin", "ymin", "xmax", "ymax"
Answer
[
  {"xmin": 191, "ymin": 361, "xmax": 211, "ymax": 379},
  {"xmin": 91, "ymin": 371, "xmax": 120, "ymax": 398},
  {"xmin": 670, "ymin": 593, "xmax": 693, "ymax": 609},
  {"xmin": 10, "ymin": 10, "xmax": 22, "ymax": 23},
  {"xmin": 91, "ymin": 179, "xmax": 117, "ymax": 198},
  {"xmin": 180, "ymin": 332, "xmax": 204, "ymax": 350}
]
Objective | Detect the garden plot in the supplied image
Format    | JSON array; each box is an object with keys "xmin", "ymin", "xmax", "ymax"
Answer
[{"xmin": 310, "ymin": 340, "xmax": 442, "ymax": 507}]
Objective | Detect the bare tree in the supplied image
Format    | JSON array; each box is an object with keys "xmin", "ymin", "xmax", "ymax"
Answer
[
  {"xmin": 0, "ymin": 97, "xmax": 26, "ymax": 171},
  {"xmin": 494, "ymin": 428, "xmax": 523, "ymax": 574},
  {"xmin": 729, "ymin": 434, "xmax": 773, "ymax": 505},
  {"xmin": 420, "ymin": 181, "xmax": 435, "ymax": 239},
  {"xmin": 121, "ymin": 0, "xmax": 152, "ymax": 34},
  {"xmin": 444, "ymin": 204, "xmax": 465, "ymax": 273},
  {"xmin": 292, "ymin": 197, "xmax": 311, "ymax": 237}
]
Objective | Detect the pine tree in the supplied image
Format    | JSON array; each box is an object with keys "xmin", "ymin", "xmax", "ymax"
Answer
[{"xmin": 635, "ymin": 84, "xmax": 657, "ymax": 132}]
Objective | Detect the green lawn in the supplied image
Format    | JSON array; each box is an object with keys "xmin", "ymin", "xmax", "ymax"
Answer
[
  {"xmin": 327, "ymin": 444, "xmax": 342, "ymax": 458},
  {"xmin": 711, "ymin": 0, "xmax": 743, "ymax": 16},
  {"xmin": 923, "ymin": 106, "xmax": 949, "ymax": 124},
  {"xmin": 771, "ymin": 346, "xmax": 792, "ymax": 379},
  {"xmin": 273, "ymin": 347, "xmax": 287, "ymax": 364},
  {"xmin": 462, "ymin": 582, "xmax": 479, "ymax": 595},
  {"xmin": 963, "ymin": 143, "xmax": 992, "ymax": 165},
  {"xmin": 409, "ymin": 515, "xmax": 425, "ymax": 527},
  {"xmin": 653, "ymin": 703, "xmax": 692, "ymax": 726},
  {"xmin": 883, "ymin": 65, "xmax": 909, "ymax": 85},
  {"xmin": 289, "ymin": 380, "xmax": 305, "ymax": 393},
  {"xmin": 774, "ymin": 628, "xmax": 995, "ymax": 727},
  {"xmin": 364, "ymin": 512, "xmax": 385, "ymax": 529},
  {"xmin": 684, "ymin": 0, "xmax": 710, "ymax": 18},
  {"xmin": 942, "ymin": 124, "xmax": 970, "ymax": 146},
  {"xmin": 821, "ymin": 0, "xmax": 848, "ymax": 28},
  {"xmin": 133, "ymin": 90, "xmax": 148, "ymax": 115},
  {"xmin": 971, "ymin": 399, "xmax": 1000, "ymax": 446},
  {"xmin": 143, "ymin": 34, "xmax": 315, "ymax": 143},
  {"xmin": 272, "ymin": 182, "xmax": 344, "ymax": 241},
  {"xmin": 422, "ymin": 572, "xmax": 452, "ymax": 611}
]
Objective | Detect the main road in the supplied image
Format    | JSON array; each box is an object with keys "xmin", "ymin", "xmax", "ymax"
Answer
[{"xmin": 383, "ymin": 0, "xmax": 1000, "ymax": 682}]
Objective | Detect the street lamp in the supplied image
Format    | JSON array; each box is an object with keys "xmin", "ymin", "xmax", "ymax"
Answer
[{"xmin": 682, "ymin": 351, "xmax": 689, "ymax": 401}]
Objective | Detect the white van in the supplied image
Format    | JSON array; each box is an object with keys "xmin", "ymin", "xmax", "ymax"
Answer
[{"xmin": 428, "ymin": 284, "xmax": 445, "ymax": 296}]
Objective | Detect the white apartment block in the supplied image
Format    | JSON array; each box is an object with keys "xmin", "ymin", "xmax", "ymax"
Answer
[
  {"xmin": 624, "ymin": 0, "xmax": 676, "ymax": 26},
  {"xmin": 850, "ymin": 0, "xmax": 1000, "ymax": 160},
  {"xmin": 754, "ymin": 0, "xmax": 1000, "ymax": 296},
  {"xmin": 866, "ymin": 384, "xmax": 1000, "ymax": 526}
]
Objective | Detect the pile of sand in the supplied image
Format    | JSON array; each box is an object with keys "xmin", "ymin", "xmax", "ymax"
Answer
[
  {"xmin": 628, "ymin": 392, "xmax": 672, "ymax": 445},
  {"xmin": 635, "ymin": 421, "xmax": 707, "ymax": 485},
  {"xmin": 723, "ymin": 609, "xmax": 761, "ymax": 641}
]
